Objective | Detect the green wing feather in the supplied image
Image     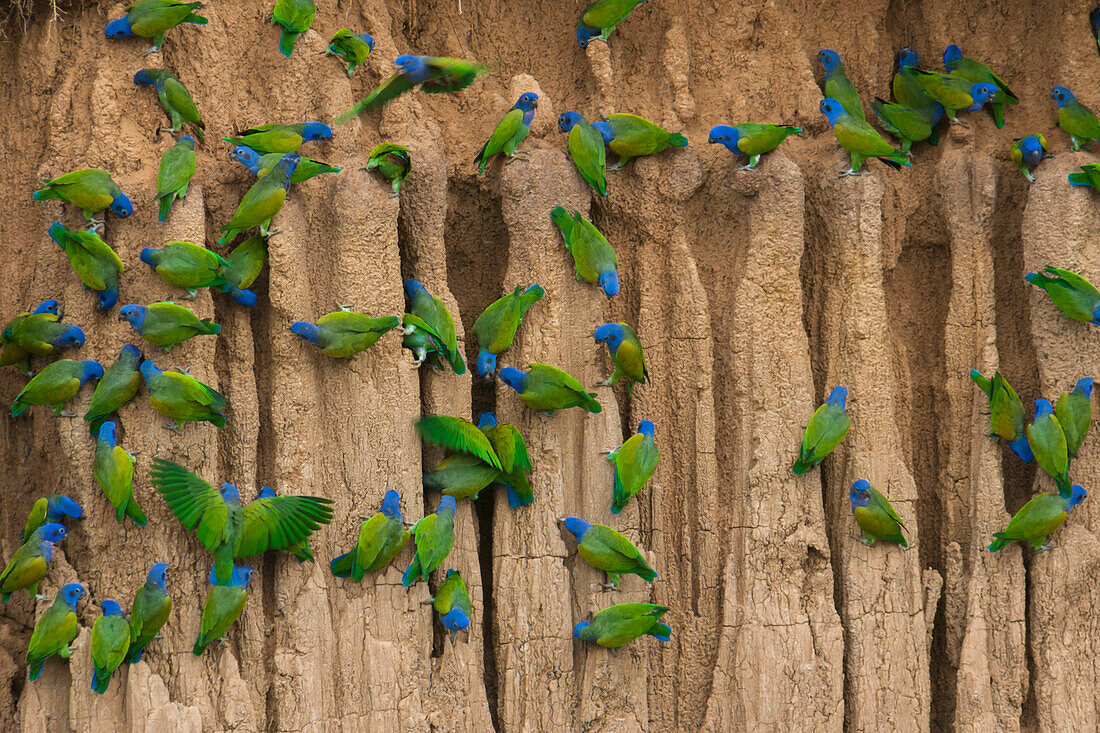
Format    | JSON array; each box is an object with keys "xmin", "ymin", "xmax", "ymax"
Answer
[
  {"xmin": 148, "ymin": 459, "xmax": 227, "ymax": 551},
  {"xmin": 416, "ymin": 415, "xmax": 502, "ymax": 470},
  {"xmin": 236, "ymin": 494, "xmax": 333, "ymax": 559},
  {"xmin": 336, "ymin": 73, "xmax": 417, "ymax": 123},
  {"xmin": 567, "ymin": 119, "xmax": 607, "ymax": 196},
  {"xmin": 476, "ymin": 108, "xmax": 524, "ymax": 171}
]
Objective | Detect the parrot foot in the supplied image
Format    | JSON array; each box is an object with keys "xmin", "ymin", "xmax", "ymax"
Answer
[
  {"xmin": 183, "ymin": 290, "xmax": 198, "ymax": 300},
  {"xmin": 164, "ymin": 421, "xmax": 182, "ymax": 433},
  {"xmin": 837, "ymin": 169, "xmax": 862, "ymax": 178},
  {"xmin": 596, "ymin": 377, "xmax": 613, "ymax": 387},
  {"xmin": 735, "ymin": 164, "xmax": 758, "ymax": 172},
  {"xmin": 88, "ymin": 218, "xmax": 105, "ymax": 234},
  {"xmin": 142, "ymin": 46, "xmax": 162, "ymax": 57},
  {"xmin": 58, "ymin": 410, "xmax": 77, "ymax": 418},
  {"xmin": 389, "ymin": 191, "xmax": 401, "ymax": 199},
  {"xmin": 1037, "ymin": 543, "xmax": 1057, "ymax": 552},
  {"xmin": 337, "ymin": 302, "xmax": 355, "ymax": 312},
  {"xmin": 857, "ymin": 535, "xmax": 874, "ymax": 546},
  {"xmin": 948, "ymin": 118, "xmax": 969, "ymax": 129},
  {"xmin": 537, "ymin": 410, "xmax": 555, "ymax": 417},
  {"xmin": 419, "ymin": 599, "xmax": 435, "ymax": 606},
  {"xmin": 174, "ymin": 366, "xmax": 191, "ymax": 375},
  {"xmin": 34, "ymin": 594, "xmax": 49, "ymax": 602},
  {"xmin": 607, "ymin": 162, "xmax": 624, "ymax": 172},
  {"xmin": 409, "ymin": 358, "xmax": 425, "ymax": 369},
  {"xmin": 597, "ymin": 582, "xmax": 619, "ymax": 591},
  {"xmin": 1025, "ymin": 173, "xmax": 1035, "ymax": 184},
  {"xmin": 599, "ymin": 449, "xmax": 614, "ymax": 455}
]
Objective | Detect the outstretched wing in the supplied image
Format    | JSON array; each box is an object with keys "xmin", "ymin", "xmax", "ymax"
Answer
[
  {"xmin": 417, "ymin": 415, "xmax": 502, "ymax": 470},
  {"xmin": 149, "ymin": 459, "xmax": 227, "ymax": 551},
  {"xmin": 236, "ymin": 494, "xmax": 334, "ymax": 558},
  {"xmin": 335, "ymin": 73, "xmax": 417, "ymax": 123}
]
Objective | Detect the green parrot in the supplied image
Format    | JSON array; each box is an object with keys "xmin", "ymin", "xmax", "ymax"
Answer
[
  {"xmin": 222, "ymin": 121, "xmax": 333, "ymax": 154},
  {"xmin": 401, "ymin": 496, "xmax": 457, "ymax": 587},
  {"xmin": 499, "ymin": 363, "xmax": 602, "ymax": 414},
  {"xmin": 989, "ymin": 485, "xmax": 1087, "ymax": 551},
  {"xmin": 193, "ymin": 566, "xmax": 252, "ymax": 655},
  {"xmin": 272, "ymin": 0, "xmax": 315, "ymax": 57},
  {"xmin": 970, "ymin": 369, "xmax": 1033, "ymax": 462},
  {"xmin": 220, "ymin": 233, "xmax": 268, "ymax": 296},
  {"xmin": 943, "ymin": 45, "xmax": 1018, "ymax": 128},
  {"xmin": 90, "ymin": 600, "xmax": 130, "ymax": 694},
  {"xmin": 593, "ymin": 322, "xmax": 647, "ymax": 394},
  {"xmin": 475, "ymin": 93, "xmax": 538, "ymax": 173},
  {"xmin": 891, "ymin": 47, "xmax": 936, "ymax": 108},
  {"xmin": 20, "ymin": 495, "xmax": 82, "ymax": 544},
  {"xmin": 26, "ymin": 583, "xmax": 83, "ymax": 680},
  {"xmin": 336, "ymin": 56, "xmax": 489, "ymax": 121},
  {"xmin": 478, "ymin": 412, "xmax": 534, "ymax": 508},
  {"xmin": 84, "ymin": 344, "xmax": 143, "ymax": 436},
  {"xmin": 559, "ymin": 517, "xmax": 656, "ymax": 588},
  {"xmin": 94, "ymin": 421, "xmax": 147, "ymax": 526},
  {"xmin": 593, "ymin": 113, "xmax": 688, "ymax": 169},
  {"xmin": 576, "ymin": 0, "xmax": 647, "ymax": 47},
  {"xmin": 608, "ymin": 420, "xmax": 659, "ymax": 514},
  {"xmin": 911, "ymin": 72, "xmax": 998, "ymax": 123},
  {"xmin": 140, "ymin": 359, "xmax": 227, "ymax": 429},
  {"xmin": 290, "ymin": 310, "xmax": 399, "ymax": 358},
  {"xmin": 133, "ymin": 69, "xmax": 205, "ymax": 140},
  {"xmin": 34, "ymin": 168, "xmax": 133, "ymax": 226},
  {"xmin": 472, "ymin": 284, "xmax": 544, "ymax": 377},
  {"xmin": 363, "ymin": 143, "xmax": 411, "ymax": 195},
  {"xmin": 549, "ymin": 207, "xmax": 619, "ymax": 297},
  {"xmin": 1, "ymin": 303, "xmax": 71, "ymax": 375},
  {"xmin": 156, "ymin": 135, "xmax": 197, "ymax": 221},
  {"xmin": 47, "ymin": 222, "xmax": 124, "ymax": 311},
  {"xmin": 119, "ymin": 302, "xmax": 220, "ymax": 350},
  {"xmin": 707, "ymin": 123, "xmax": 802, "ymax": 170},
  {"xmin": 105, "ymin": 0, "xmax": 208, "ymax": 55},
  {"xmin": 231, "ymin": 145, "xmax": 339, "ymax": 184},
  {"xmin": 558, "ymin": 111, "xmax": 607, "ymax": 196},
  {"xmin": 424, "ymin": 569, "xmax": 472, "ymax": 644},
  {"xmin": 330, "ymin": 490, "xmax": 410, "ymax": 582},
  {"xmin": 849, "ymin": 479, "xmax": 908, "ymax": 547},
  {"xmin": 818, "ymin": 49, "xmax": 865, "ymax": 120},
  {"xmin": 1055, "ymin": 378, "xmax": 1093, "ymax": 459},
  {"xmin": 573, "ymin": 603, "xmax": 670, "ymax": 648},
  {"xmin": 1051, "ymin": 86, "xmax": 1100, "ymax": 150},
  {"xmin": 1024, "ymin": 266, "xmax": 1100, "ymax": 324},
  {"xmin": 0, "ymin": 524, "xmax": 68, "ymax": 602},
  {"xmin": 126, "ymin": 563, "xmax": 172, "ymax": 663},
  {"xmin": 422, "ymin": 454, "xmax": 502, "ymax": 500},
  {"xmin": 870, "ymin": 99, "xmax": 943, "ymax": 154},
  {"xmin": 416, "ymin": 415, "xmax": 503, "ymax": 469},
  {"xmin": 792, "ymin": 386, "xmax": 850, "ymax": 475},
  {"xmin": 418, "ymin": 414, "xmax": 507, "ymax": 500},
  {"xmin": 219, "ymin": 152, "xmax": 300, "ymax": 244},
  {"xmin": 1028, "ymin": 399, "xmax": 1071, "ymax": 496},
  {"xmin": 1068, "ymin": 163, "xmax": 1100, "ymax": 189},
  {"xmin": 1010, "ymin": 135, "xmax": 1051, "ymax": 184},
  {"xmin": 12, "ymin": 359, "xmax": 103, "ymax": 417},
  {"xmin": 401, "ymin": 279, "xmax": 465, "ymax": 374},
  {"xmin": 140, "ymin": 240, "xmax": 230, "ymax": 295},
  {"xmin": 819, "ymin": 98, "xmax": 911, "ymax": 176},
  {"xmin": 150, "ymin": 459, "xmax": 333, "ymax": 584},
  {"xmin": 327, "ymin": 30, "xmax": 374, "ymax": 76}
]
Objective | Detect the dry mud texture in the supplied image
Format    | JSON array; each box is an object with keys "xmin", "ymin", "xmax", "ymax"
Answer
[{"xmin": 1, "ymin": 0, "xmax": 1099, "ymax": 731}]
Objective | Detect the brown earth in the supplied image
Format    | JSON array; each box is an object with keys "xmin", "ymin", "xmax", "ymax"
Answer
[{"xmin": 1, "ymin": 0, "xmax": 1099, "ymax": 730}]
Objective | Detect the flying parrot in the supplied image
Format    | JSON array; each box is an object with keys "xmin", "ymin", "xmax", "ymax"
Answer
[
  {"xmin": 149, "ymin": 459, "xmax": 332, "ymax": 583},
  {"xmin": 573, "ymin": 603, "xmax": 670, "ymax": 648},
  {"xmin": 327, "ymin": 29, "xmax": 375, "ymax": 75},
  {"xmin": 549, "ymin": 206, "xmax": 619, "ymax": 297},
  {"xmin": 84, "ymin": 344, "xmax": 143, "ymax": 436},
  {"xmin": 594, "ymin": 323, "xmax": 647, "ymax": 394},
  {"xmin": 792, "ymin": 385, "xmax": 850, "ymax": 474},
  {"xmin": 499, "ymin": 363, "xmax": 602, "ymax": 415},
  {"xmin": 155, "ymin": 135, "xmax": 197, "ymax": 221},
  {"xmin": 193, "ymin": 565, "xmax": 252, "ymax": 655},
  {"xmin": 418, "ymin": 414, "xmax": 505, "ymax": 500},
  {"xmin": 819, "ymin": 98, "xmax": 911, "ymax": 177},
  {"xmin": 591, "ymin": 113, "xmax": 688, "ymax": 169},
  {"xmin": 477, "ymin": 412, "xmax": 534, "ymax": 508},
  {"xmin": 424, "ymin": 569, "xmax": 472, "ymax": 644},
  {"xmin": 1068, "ymin": 163, "xmax": 1100, "ymax": 189},
  {"xmin": 1051, "ymin": 86, "xmax": 1100, "ymax": 151},
  {"xmin": 401, "ymin": 279, "xmax": 466, "ymax": 373},
  {"xmin": 105, "ymin": 0, "xmax": 207, "ymax": 55},
  {"xmin": 943, "ymin": 45, "xmax": 1018, "ymax": 128},
  {"xmin": 559, "ymin": 517, "xmax": 657, "ymax": 588},
  {"xmin": 330, "ymin": 490, "xmax": 410, "ymax": 581},
  {"xmin": 911, "ymin": 72, "xmax": 997, "ymax": 124},
  {"xmin": 25, "ymin": 583, "xmax": 83, "ymax": 680},
  {"xmin": 1010, "ymin": 135, "xmax": 1050, "ymax": 183},
  {"xmin": 254, "ymin": 487, "xmax": 314, "ymax": 562},
  {"xmin": 291, "ymin": 310, "xmax": 399, "ymax": 358},
  {"xmin": 472, "ymin": 284, "xmax": 544, "ymax": 376},
  {"xmin": 1055, "ymin": 377, "xmax": 1093, "ymax": 459},
  {"xmin": 608, "ymin": 420, "xmax": 659, "ymax": 514},
  {"xmin": 475, "ymin": 93, "xmax": 538, "ymax": 173},
  {"xmin": 401, "ymin": 495, "xmax": 456, "ymax": 587},
  {"xmin": 970, "ymin": 369, "xmax": 1033, "ymax": 462},
  {"xmin": 818, "ymin": 49, "xmax": 865, "ymax": 120},
  {"xmin": 133, "ymin": 70, "xmax": 205, "ymax": 140},
  {"xmin": 849, "ymin": 479, "xmax": 908, "ymax": 547},
  {"xmin": 47, "ymin": 222, "xmax": 124, "ymax": 311},
  {"xmin": 558, "ymin": 111, "xmax": 607, "ymax": 196},
  {"xmin": 119, "ymin": 302, "xmax": 220, "ymax": 350},
  {"xmin": 707, "ymin": 124, "xmax": 801, "ymax": 170},
  {"xmin": 90, "ymin": 600, "xmax": 130, "ymax": 694},
  {"xmin": 1025, "ymin": 266, "xmax": 1100, "ymax": 324},
  {"xmin": 272, "ymin": 0, "xmax": 315, "ymax": 57},
  {"xmin": 0, "ymin": 523, "xmax": 68, "ymax": 602},
  {"xmin": 219, "ymin": 152, "xmax": 300, "ymax": 244},
  {"xmin": 94, "ymin": 421, "xmax": 148, "ymax": 526},
  {"xmin": 231, "ymin": 145, "xmax": 339, "ymax": 184},
  {"xmin": 34, "ymin": 168, "xmax": 133, "ymax": 228},
  {"xmin": 336, "ymin": 56, "xmax": 489, "ymax": 121},
  {"xmin": 576, "ymin": 0, "xmax": 648, "ymax": 48},
  {"xmin": 12, "ymin": 359, "xmax": 103, "ymax": 417},
  {"xmin": 989, "ymin": 485, "xmax": 1087, "ymax": 552},
  {"xmin": 20, "ymin": 495, "xmax": 82, "ymax": 544},
  {"xmin": 222, "ymin": 122, "xmax": 332, "ymax": 154},
  {"xmin": 1028, "ymin": 399, "xmax": 1071, "ymax": 496},
  {"xmin": 140, "ymin": 359, "xmax": 227, "ymax": 429},
  {"xmin": 126, "ymin": 562, "xmax": 172, "ymax": 663},
  {"xmin": 870, "ymin": 98, "xmax": 944, "ymax": 155}
]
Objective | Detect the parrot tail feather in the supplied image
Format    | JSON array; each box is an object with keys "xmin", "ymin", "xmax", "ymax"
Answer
[
  {"xmin": 1068, "ymin": 172, "xmax": 1093, "ymax": 187},
  {"xmin": 401, "ymin": 557, "xmax": 421, "ymax": 587},
  {"xmin": 124, "ymin": 645, "xmax": 144, "ymax": 664},
  {"xmin": 91, "ymin": 668, "xmax": 110, "ymax": 694},
  {"xmin": 636, "ymin": 565, "xmax": 657, "ymax": 582},
  {"xmin": 988, "ymin": 534, "xmax": 1009, "ymax": 553},
  {"xmin": 126, "ymin": 497, "xmax": 148, "ymax": 526},
  {"xmin": 11, "ymin": 400, "xmax": 30, "ymax": 417},
  {"xmin": 192, "ymin": 637, "xmax": 209, "ymax": 655},
  {"xmin": 791, "ymin": 458, "xmax": 813, "ymax": 476},
  {"xmin": 1023, "ymin": 272, "xmax": 1046, "ymax": 288},
  {"xmin": 278, "ymin": 29, "xmax": 297, "ymax": 57},
  {"xmin": 158, "ymin": 195, "xmax": 173, "ymax": 223},
  {"xmin": 648, "ymin": 623, "xmax": 671, "ymax": 641},
  {"xmin": 330, "ymin": 552, "xmax": 353, "ymax": 578},
  {"xmin": 27, "ymin": 657, "xmax": 44, "ymax": 681},
  {"xmin": 668, "ymin": 133, "xmax": 688, "ymax": 147},
  {"xmin": 198, "ymin": 319, "xmax": 221, "ymax": 335},
  {"xmin": 582, "ymin": 393, "xmax": 603, "ymax": 414}
]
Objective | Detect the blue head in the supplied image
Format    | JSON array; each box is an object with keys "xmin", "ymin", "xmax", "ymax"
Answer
[
  {"xmin": 132, "ymin": 69, "xmax": 156, "ymax": 87},
  {"xmin": 60, "ymin": 583, "xmax": 84, "ymax": 607},
  {"xmin": 436, "ymin": 495, "xmax": 457, "ymax": 515},
  {"xmin": 358, "ymin": 33, "xmax": 376, "ymax": 51},
  {"xmin": 476, "ymin": 349, "xmax": 497, "ymax": 377},
  {"xmin": 440, "ymin": 607, "xmax": 470, "ymax": 632},
  {"xmin": 1019, "ymin": 136, "xmax": 1044, "ymax": 164},
  {"xmin": 573, "ymin": 621, "xmax": 595, "ymax": 641},
  {"xmin": 275, "ymin": 152, "xmax": 301, "ymax": 181},
  {"xmin": 290, "ymin": 321, "xmax": 321, "ymax": 344},
  {"xmin": 1051, "ymin": 86, "xmax": 1077, "ymax": 108},
  {"xmin": 139, "ymin": 359, "xmax": 162, "ymax": 381},
  {"xmin": 707, "ymin": 125, "xmax": 742, "ymax": 154},
  {"xmin": 818, "ymin": 49, "xmax": 842, "ymax": 74},
  {"xmin": 943, "ymin": 44, "xmax": 963, "ymax": 69},
  {"xmin": 81, "ymin": 360, "xmax": 105, "ymax": 383},
  {"xmin": 231, "ymin": 146, "xmax": 264, "ymax": 175},
  {"xmin": 380, "ymin": 489, "xmax": 402, "ymax": 520},
  {"xmin": 559, "ymin": 516, "xmax": 592, "ymax": 541},
  {"xmin": 119, "ymin": 304, "xmax": 147, "ymax": 332},
  {"xmin": 179, "ymin": 135, "xmax": 195, "ymax": 149},
  {"xmin": 301, "ymin": 122, "xmax": 332, "ymax": 141},
  {"xmin": 592, "ymin": 120, "xmax": 614, "ymax": 146},
  {"xmin": 46, "ymin": 495, "xmax": 82, "ymax": 520},
  {"xmin": 826, "ymin": 385, "xmax": 848, "ymax": 409},
  {"xmin": 147, "ymin": 562, "xmax": 169, "ymax": 589},
  {"xmin": 33, "ymin": 299, "xmax": 61, "ymax": 316},
  {"xmin": 897, "ymin": 47, "xmax": 919, "ymax": 71},
  {"xmin": 140, "ymin": 247, "xmax": 159, "ymax": 266},
  {"xmin": 120, "ymin": 343, "xmax": 142, "ymax": 363},
  {"xmin": 225, "ymin": 286, "xmax": 258, "ymax": 308},
  {"xmin": 38, "ymin": 522, "xmax": 68, "ymax": 544},
  {"xmin": 598, "ymin": 270, "xmax": 619, "ymax": 298},
  {"xmin": 638, "ymin": 420, "xmax": 656, "ymax": 438},
  {"xmin": 395, "ymin": 55, "xmax": 430, "ymax": 82},
  {"xmin": 968, "ymin": 83, "xmax": 997, "ymax": 108},
  {"xmin": 576, "ymin": 21, "xmax": 601, "ymax": 49},
  {"xmin": 403, "ymin": 278, "xmax": 427, "ymax": 301},
  {"xmin": 477, "ymin": 412, "xmax": 498, "ymax": 430},
  {"xmin": 105, "ymin": 15, "xmax": 133, "ymax": 39},
  {"xmin": 498, "ymin": 366, "xmax": 528, "ymax": 394},
  {"xmin": 558, "ymin": 111, "xmax": 585, "ymax": 134},
  {"xmin": 257, "ymin": 486, "xmax": 277, "ymax": 499},
  {"xmin": 54, "ymin": 324, "xmax": 85, "ymax": 348},
  {"xmin": 849, "ymin": 479, "xmax": 872, "ymax": 509},
  {"xmin": 1093, "ymin": 302, "xmax": 1100, "ymax": 326},
  {"xmin": 1074, "ymin": 377, "xmax": 1095, "ymax": 398},
  {"xmin": 594, "ymin": 322, "xmax": 626, "ymax": 353},
  {"xmin": 97, "ymin": 287, "xmax": 119, "ymax": 311},
  {"xmin": 1067, "ymin": 485, "xmax": 1088, "ymax": 511},
  {"xmin": 47, "ymin": 221, "xmax": 69, "ymax": 247},
  {"xmin": 1034, "ymin": 398, "xmax": 1053, "ymax": 417},
  {"xmin": 111, "ymin": 190, "xmax": 133, "ymax": 218},
  {"xmin": 819, "ymin": 98, "xmax": 847, "ymax": 127},
  {"xmin": 231, "ymin": 566, "xmax": 254, "ymax": 587},
  {"xmin": 101, "ymin": 599, "xmax": 124, "ymax": 617},
  {"xmin": 220, "ymin": 483, "xmax": 241, "ymax": 505},
  {"xmin": 97, "ymin": 420, "xmax": 118, "ymax": 447},
  {"xmin": 515, "ymin": 93, "xmax": 539, "ymax": 123}
]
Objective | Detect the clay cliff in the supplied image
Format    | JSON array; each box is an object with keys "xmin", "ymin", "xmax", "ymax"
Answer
[{"xmin": 1, "ymin": 0, "xmax": 1099, "ymax": 731}]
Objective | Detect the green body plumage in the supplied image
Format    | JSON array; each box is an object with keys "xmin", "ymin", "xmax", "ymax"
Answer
[
  {"xmin": 126, "ymin": 578, "xmax": 172, "ymax": 663},
  {"xmin": 579, "ymin": 0, "xmax": 647, "ymax": 45},
  {"xmin": 143, "ymin": 241, "xmax": 230, "ymax": 291},
  {"xmin": 1055, "ymin": 383, "xmax": 1092, "ymax": 459},
  {"xmin": 724, "ymin": 124, "xmax": 801, "ymax": 168},
  {"xmin": 47, "ymin": 223, "xmax": 124, "ymax": 301},
  {"xmin": 366, "ymin": 143, "xmax": 411, "ymax": 194},
  {"xmin": 827, "ymin": 109, "xmax": 910, "ymax": 173},
  {"xmin": 609, "ymin": 428, "xmax": 659, "ymax": 514},
  {"xmin": 34, "ymin": 168, "xmax": 126, "ymax": 221},
  {"xmin": 476, "ymin": 108, "xmax": 531, "ymax": 173},
  {"xmin": 1028, "ymin": 409, "xmax": 1071, "ymax": 496},
  {"xmin": 912, "ymin": 71, "xmax": 988, "ymax": 122},
  {"xmin": 0, "ymin": 529, "xmax": 56, "ymax": 602},
  {"xmin": 223, "ymin": 123, "xmax": 316, "ymax": 154},
  {"xmin": 250, "ymin": 153, "xmax": 339, "ymax": 184},
  {"xmin": 852, "ymin": 484, "xmax": 908, "ymax": 547},
  {"xmin": 575, "ymin": 603, "xmax": 670, "ymax": 648},
  {"xmin": 402, "ymin": 283, "xmax": 465, "ymax": 374},
  {"xmin": 571, "ymin": 522, "xmax": 656, "ymax": 586},
  {"xmin": 144, "ymin": 365, "xmax": 226, "ymax": 427},
  {"xmin": 1025, "ymin": 266, "xmax": 1100, "ymax": 323},
  {"xmin": 12, "ymin": 359, "xmax": 99, "ymax": 417},
  {"xmin": 21, "ymin": 499, "xmax": 50, "ymax": 544},
  {"xmin": 601, "ymin": 322, "xmax": 647, "ymax": 394},
  {"xmin": 84, "ymin": 347, "xmax": 143, "ymax": 436},
  {"xmin": 330, "ymin": 511, "xmax": 409, "ymax": 582},
  {"xmin": 601, "ymin": 113, "xmax": 687, "ymax": 169},
  {"xmin": 481, "ymin": 419, "xmax": 534, "ymax": 507},
  {"xmin": 511, "ymin": 362, "xmax": 602, "ymax": 414},
  {"xmin": 416, "ymin": 416, "xmax": 502, "ymax": 469},
  {"xmin": 1068, "ymin": 163, "xmax": 1100, "ymax": 189},
  {"xmin": 272, "ymin": 0, "xmax": 315, "ymax": 57},
  {"xmin": 567, "ymin": 116, "xmax": 607, "ymax": 196},
  {"xmin": 945, "ymin": 55, "xmax": 1017, "ymax": 128},
  {"xmin": 123, "ymin": 1, "xmax": 207, "ymax": 48},
  {"xmin": 219, "ymin": 155, "xmax": 296, "ymax": 244},
  {"xmin": 219, "ymin": 234, "xmax": 267, "ymax": 295},
  {"xmin": 430, "ymin": 569, "xmax": 472, "ymax": 643},
  {"xmin": 1058, "ymin": 99, "xmax": 1100, "ymax": 150},
  {"xmin": 824, "ymin": 61, "xmax": 865, "ymax": 120},
  {"xmin": 193, "ymin": 583, "xmax": 247, "ymax": 655},
  {"xmin": 94, "ymin": 430, "xmax": 147, "ymax": 526},
  {"xmin": 336, "ymin": 57, "xmax": 488, "ymax": 120},
  {"xmin": 137, "ymin": 69, "xmax": 204, "ymax": 140},
  {"xmin": 870, "ymin": 99, "xmax": 941, "ymax": 154},
  {"xmin": 157, "ymin": 136, "xmax": 197, "ymax": 220},
  {"xmin": 550, "ymin": 207, "xmax": 618, "ymax": 292},
  {"xmin": 893, "ymin": 65, "xmax": 935, "ymax": 108},
  {"xmin": 402, "ymin": 500, "xmax": 456, "ymax": 587},
  {"xmin": 473, "ymin": 284, "xmax": 544, "ymax": 360},
  {"xmin": 25, "ymin": 591, "xmax": 79, "ymax": 680},
  {"xmin": 90, "ymin": 611, "xmax": 130, "ymax": 694},
  {"xmin": 298, "ymin": 311, "xmax": 398, "ymax": 358},
  {"xmin": 423, "ymin": 454, "xmax": 501, "ymax": 500},
  {"xmin": 792, "ymin": 392, "xmax": 850, "ymax": 475},
  {"xmin": 132, "ymin": 302, "xmax": 220, "ymax": 349},
  {"xmin": 327, "ymin": 30, "xmax": 373, "ymax": 75},
  {"xmin": 1, "ymin": 311, "xmax": 65, "ymax": 373},
  {"xmin": 989, "ymin": 491, "xmax": 1082, "ymax": 551}
]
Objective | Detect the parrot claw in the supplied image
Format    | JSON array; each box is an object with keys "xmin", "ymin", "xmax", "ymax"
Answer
[
  {"xmin": 142, "ymin": 46, "xmax": 161, "ymax": 57},
  {"xmin": 88, "ymin": 218, "xmax": 105, "ymax": 234},
  {"xmin": 183, "ymin": 290, "xmax": 198, "ymax": 300},
  {"xmin": 599, "ymin": 449, "xmax": 614, "ymax": 455},
  {"xmin": 1037, "ymin": 543, "xmax": 1057, "ymax": 552},
  {"xmin": 59, "ymin": 410, "xmax": 77, "ymax": 418},
  {"xmin": 837, "ymin": 169, "xmax": 862, "ymax": 178},
  {"xmin": 164, "ymin": 421, "xmax": 182, "ymax": 433},
  {"xmin": 597, "ymin": 582, "xmax": 618, "ymax": 591},
  {"xmin": 857, "ymin": 535, "xmax": 874, "ymax": 546},
  {"xmin": 174, "ymin": 366, "xmax": 191, "ymax": 375},
  {"xmin": 35, "ymin": 594, "xmax": 49, "ymax": 602},
  {"xmin": 337, "ymin": 302, "xmax": 354, "ymax": 312},
  {"xmin": 596, "ymin": 377, "xmax": 613, "ymax": 388},
  {"xmin": 389, "ymin": 191, "xmax": 400, "ymax": 198},
  {"xmin": 735, "ymin": 164, "xmax": 758, "ymax": 172}
]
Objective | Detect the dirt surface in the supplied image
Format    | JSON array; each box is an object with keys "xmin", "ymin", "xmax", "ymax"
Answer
[{"xmin": 1, "ymin": 0, "xmax": 1099, "ymax": 730}]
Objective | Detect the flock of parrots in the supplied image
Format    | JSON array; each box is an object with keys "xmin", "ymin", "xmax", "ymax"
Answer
[{"xmin": 3, "ymin": 0, "xmax": 1100, "ymax": 698}]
